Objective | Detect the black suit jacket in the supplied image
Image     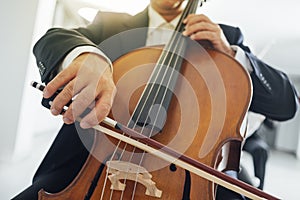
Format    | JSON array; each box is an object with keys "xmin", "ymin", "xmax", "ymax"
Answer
[{"xmin": 33, "ymin": 7, "xmax": 298, "ymax": 121}]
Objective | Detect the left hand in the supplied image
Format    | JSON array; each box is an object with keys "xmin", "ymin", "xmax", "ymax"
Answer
[{"xmin": 183, "ymin": 14, "xmax": 235, "ymax": 57}]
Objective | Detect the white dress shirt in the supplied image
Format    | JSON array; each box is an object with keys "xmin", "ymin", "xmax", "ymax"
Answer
[{"xmin": 146, "ymin": 5, "xmax": 180, "ymax": 46}]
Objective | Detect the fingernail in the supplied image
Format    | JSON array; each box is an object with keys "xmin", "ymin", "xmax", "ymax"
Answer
[
  {"xmin": 63, "ymin": 117, "xmax": 72, "ymax": 124},
  {"xmin": 51, "ymin": 108, "xmax": 59, "ymax": 115},
  {"xmin": 81, "ymin": 121, "xmax": 91, "ymax": 129},
  {"xmin": 43, "ymin": 88, "xmax": 50, "ymax": 97}
]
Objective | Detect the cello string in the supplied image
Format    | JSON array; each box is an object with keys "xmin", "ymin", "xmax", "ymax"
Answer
[
  {"xmin": 128, "ymin": 4, "xmax": 202, "ymax": 198},
  {"xmin": 142, "ymin": 0, "xmax": 201, "ymax": 142},
  {"xmin": 100, "ymin": 1, "xmax": 200, "ymax": 199},
  {"xmin": 113, "ymin": 32, "xmax": 187, "ymax": 200},
  {"xmin": 127, "ymin": 2, "xmax": 199, "ymax": 198},
  {"xmin": 106, "ymin": 32, "xmax": 186, "ymax": 200},
  {"xmin": 130, "ymin": 39, "xmax": 187, "ymax": 200},
  {"xmin": 119, "ymin": 0, "xmax": 196, "ymax": 130},
  {"xmin": 111, "ymin": 32, "xmax": 187, "ymax": 200},
  {"xmin": 117, "ymin": 1, "xmax": 199, "ymax": 199},
  {"xmin": 122, "ymin": 6, "xmax": 193, "ymax": 198},
  {"xmin": 103, "ymin": 15, "xmax": 188, "ymax": 200}
]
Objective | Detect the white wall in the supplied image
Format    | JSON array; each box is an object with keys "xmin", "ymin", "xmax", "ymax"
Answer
[
  {"xmin": 0, "ymin": 0, "xmax": 39, "ymax": 161},
  {"xmin": 0, "ymin": 0, "xmax": 60, "ymax": 162},
  {"xmin": 14, "ymin": 0, "xmax": 62, "ymax": 161},
  {"xmin": 275, "ymin": 111, "xmax": 300, "ymax": 153},
  {"xmin": 275, "ymin": 78, "xmax": 300, "ymax": 157}
]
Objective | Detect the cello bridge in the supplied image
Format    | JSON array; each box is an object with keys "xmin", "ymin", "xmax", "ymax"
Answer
[{"xmin": 106, "ymin": 161, "xmax": 162, "ymax": 198}]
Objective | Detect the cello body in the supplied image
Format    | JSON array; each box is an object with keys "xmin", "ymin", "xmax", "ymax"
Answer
[{"xmin": 38, "ymin": 41, "xmax": 252, "ymax": 199}]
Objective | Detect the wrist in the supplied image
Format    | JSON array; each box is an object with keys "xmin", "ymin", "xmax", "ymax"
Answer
[
  {"xmin": 60, "ymin": 46, "xmax": 113, "ymax": 72},
  {"xmin": 87, "ymin": 52, "xmax": 113, "ymax": 73}
]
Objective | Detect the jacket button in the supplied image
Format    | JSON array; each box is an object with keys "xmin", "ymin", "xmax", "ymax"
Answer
[{"xmin": 38, "ymin": 61, "xmax": 46, "ymax": 75}]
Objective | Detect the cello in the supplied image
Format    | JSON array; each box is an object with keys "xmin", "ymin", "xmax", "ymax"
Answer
[{"xmin": 34, "ymin": 0, "xmax": 280, "ymax": 199}]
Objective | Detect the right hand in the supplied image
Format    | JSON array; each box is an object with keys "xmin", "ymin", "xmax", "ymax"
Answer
[{"xmin": 43, "ymin": 53, "xmax": 116, "ymax": 129}]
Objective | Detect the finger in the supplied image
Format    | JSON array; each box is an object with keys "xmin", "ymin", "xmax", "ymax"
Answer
[
  {"xmin": 80, "ymin": 88, "xmax": 116, "ymax": 129},
  {"xmin": 43, "ymin": 65, "xmax": 78, "ymax": 98},
  {"xmin": 183, "ymin": 21, "xmax": 217, "ymax": 36},
  {"xmin": 183, "ymin": 14, "xmax": 212, "ymax": 25},
  {"xmin": 63, "ymin": 83, "xmax": 97, "ymax": 123},
  {"xmin": 49, "ymin": 79, "xmax": 76, "ymax": 115},
  {"xmin": 189, "ymin": 30, "xmax": 217, "ymax": 41},
  {"xmin": 64, "ymin": 64, "xmax": 113, "ymax": 123}
]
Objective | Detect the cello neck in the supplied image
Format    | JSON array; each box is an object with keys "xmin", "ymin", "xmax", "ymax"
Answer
[
  {"xmin": 174, "ymin": 0, "xmax": 201, "ymax": 33},
  {"xmin": 129, "ymin": 0, "xmax": 204, "ymax": 133}
]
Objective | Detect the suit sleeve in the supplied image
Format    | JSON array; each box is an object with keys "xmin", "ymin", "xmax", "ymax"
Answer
[
  {"xmin": 247, "ymin": 52, "xmax": 298, "ymax": 121},
  {"xmin": 221, "ymin": 24, "xmax": 298, "ymax": 121},
  {"xmin": 33, "ymin": 28, "xmax": 100, "ymax": 83},
  {"xmin": 33, "ymin": 11, "xmax": 129, "ymax": 83}
]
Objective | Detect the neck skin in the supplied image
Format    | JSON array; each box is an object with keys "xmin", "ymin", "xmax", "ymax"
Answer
[{"xmin": 150, "ymin": 1, "xmax": 185, "ymax": 22}]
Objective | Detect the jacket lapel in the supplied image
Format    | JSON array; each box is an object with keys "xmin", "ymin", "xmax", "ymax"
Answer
[
  {"xmin": 100, "ymin": 7, "xmax": 149, "ymax": 61},
  {"xmin": 121, "ymin": 7, "xmax": 149, "ymax": 49}
]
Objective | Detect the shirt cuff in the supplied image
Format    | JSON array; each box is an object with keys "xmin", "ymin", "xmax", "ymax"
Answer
[
  {"xmin": 58, "ymin": 46, "xmax": 113, "ymax": 72},
  {"xmin": 231, "ymin": 45, "xmax": 253, "ymax": 73},
  {"xmin": 245, "ymin": 111, "xmax": 266, "ymax": 138}
]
